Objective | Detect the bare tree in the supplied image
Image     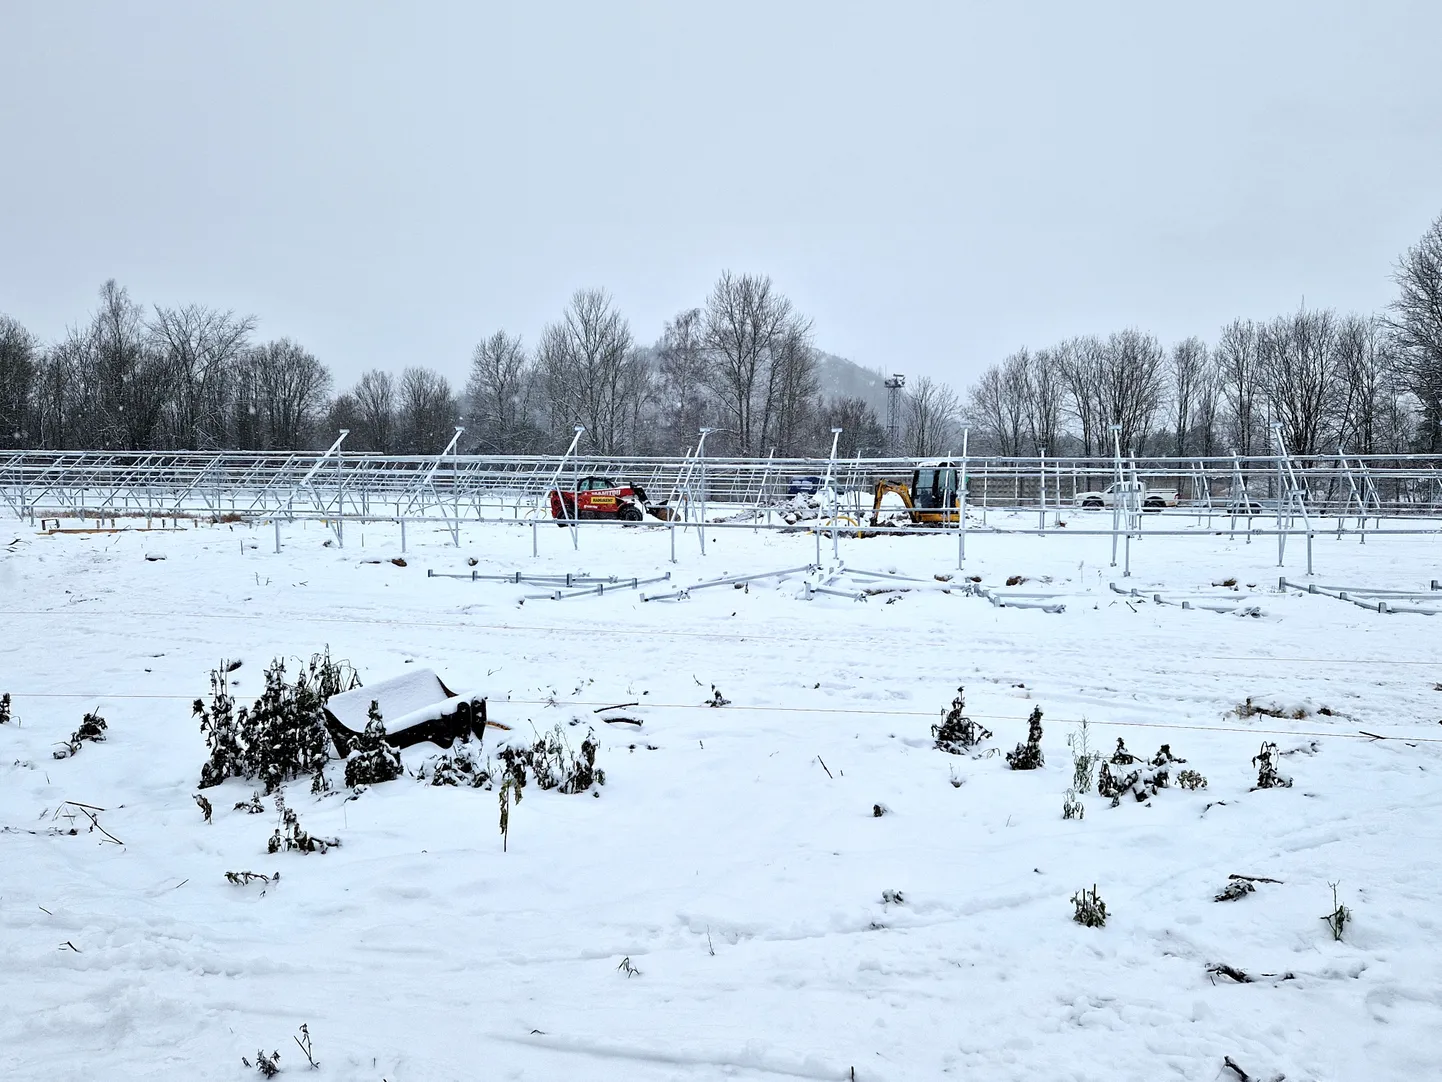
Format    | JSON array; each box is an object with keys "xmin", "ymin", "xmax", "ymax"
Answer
[
  {"xmin": 1333, "ymin": 314, "xmax": 1399, "ymax": 455},
  {"xmin": 1372, "ymin": 381, "xmax": 1418, "ymax": 453},
  {"xmin": 323, "ymin": 392, "xmax": 361, "ymax": 445},
  {"xmin": 398, "ymin": 366, "xmax": 458, "ymax": 453},
  {"xmin": 816, "ymin": 395, "xmax": 887, "ymax": 457},
  {"xmin": 1213, "ymin": 319, "xmax": 1263, "ymax": 456},
  {"xmin": 1191, "ymin": 359, "xmax": 1223, "ymax": 457},
  {"xmin": 352, "ymin": 369, "xmax": 398, "ymax": 452},
  {"xmin": 1388, "ymin": 210, "xmax": 1442, "ymax": 450},
  {"xmin": 31, "ymin": 282, "xmax": 168, "ymax": 451},
  {"xmin": 536, "ymin": 289, "xmax": 638, "ymax": 454},
  {"xmin": 966, "ymin": 365, "xmax": 1016, "ymax": 455},
  {"xmin": 655, "ymin": 309, "xmax": 710, "ymax": 453},
  {"xmin": 907, "ymin": 375, "xmax": 961, "ymax": 456},
  {"xmin": 1023, "ymin": 348, "xmax": 1065, "ymax": 453},
  {"xmin": 83, "ymin": 281, "xmax": 168, "ymax": 450},
  {"xmin": 700, "ymin": 271, "xmax": 813, "ymax": 455},
  {"xmin": 1257, "ymin": 308, "xmax": 1339, "ymax": 456},
  {"xmin": 1055, "ymin": 336, "xmax": 1105, "ymax": 456},
  {"xmin": 621, "ymin": 347, "xmax": 660, "ymax": 454},
  {"xmin": 0, "ymin": 315, "xmax": 38, "ymax": 448},
  {"xmin": 465, "ymin": 330, "xmax": 534, "ymax": 452},
  {"xmin": 1095, "ymin": 329, "xmax": 1164, "ymax": 454},
  {"xmin": 147, "ymin": 303, "xmax": 255, "ymax": 448},
  {"xmin": 249, "ymin": 339, "xmax": 332, "ymax": 449},
  {"xmin": 32, "ymin": 343, "xmax": 80, "ymax": 449},
  {"xmin": 631, "ymin": 352, "xmax": 663, "ymax": 452},
  {"xmin": 766, "ymin": 321, "xmax": 820, "ymax": 455},
  {"xmin": 965, "ymin": 349, "xmax": 1038, "ymax": 456},
  {"xmin": 228, "ymin": 349, "xmax": 264, "ymax": 449},
  {"xmin": 1168, "ymin": 336, "xmax": 1209, "ymax": 456}
]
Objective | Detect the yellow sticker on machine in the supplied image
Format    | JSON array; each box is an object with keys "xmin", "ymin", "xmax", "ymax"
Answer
[{"xmin": 591, "ymin": 496, "xmax": 616, "ymax": 505}]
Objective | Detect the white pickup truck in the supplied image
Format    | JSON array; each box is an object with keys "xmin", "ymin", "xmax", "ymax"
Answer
[{"xmin": 1072, "ymin": 482, "xmax": 1180, "ymax": 511}]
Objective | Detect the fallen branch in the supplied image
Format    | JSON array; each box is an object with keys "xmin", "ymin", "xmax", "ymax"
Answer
[
  {"xmin": 225, "ymin": 870, "xmax": 279, "ymax": 886},
  {"xmin": 1221, "ymin": 1055, "xmax": 1284, "ymax": 1082},
  {"xmin": 593, "ymin": 702, "xmax": 639, "ymax": 713},
  {"xmin": 1207, "ymin": 962, "xmax": 1296, "ymax": 985},
  {"xmin": 817, "ymin": 756, "xmax": 834, "ymax": 779},
  {"xmin": 80, "ymin": 808, "xmax": 123, "ymax": 845},
  {"xmin": 1207, "ymin": 963, "xmax": 1252, "ymax": 983},
  {"xmin": 1229, "ymin": 873, "xmax": 1284, "ymax": 884},
  {"xmin": 56, "ymin": 801, "xmax": 123, "ymax": 845},
  {"xmin": 601, "ymin": 717, "xmax": 644, "ymax": 727}
]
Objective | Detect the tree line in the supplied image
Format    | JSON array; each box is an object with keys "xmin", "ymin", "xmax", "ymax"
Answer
[
  {"xmin": 0, "ymin": 272, "xmax": 892, "ymax": 458},
  {"xmin": 962, "ymin": 212, "xmax": 1442, "ymax": 459},
  {"xmin": 2, "ymin": 212, "xmax": 1439, "ymax": 460},
  {"xmin": 436, "ymin": 273, "xmax": 895, "ymax": 459}
]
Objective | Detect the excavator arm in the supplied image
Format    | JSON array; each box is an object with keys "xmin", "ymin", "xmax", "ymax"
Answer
[{"xmin": 870, "ymin": 480, "xmax": 915, "ymax": 525}]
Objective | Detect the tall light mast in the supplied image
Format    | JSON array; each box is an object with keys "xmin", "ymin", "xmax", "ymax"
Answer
[{"xmin": 884, "ymin": 373, "xmax": 906, "ymax": 456}]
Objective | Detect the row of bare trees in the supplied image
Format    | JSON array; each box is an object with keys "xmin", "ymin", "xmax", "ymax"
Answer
[
  {"xmin": 2, "ymin": 282, "xmax": 274, "ymax": 451},
  {"xmin": 963, "ymin": 212, "xmax": 1442, "ymax": 458},
  {"xmin": 1, "ymin": 281, "xmax": 330, "ymax": 452},
  {"xmin": 5, "ymin": 210, "xmax": 1438, "ymax": 459},
  {"xmin": 0, "ymin": 280, "xmax": 456, "ymax": 455},
  {"xmin": 326, "ymin": 366, "xmax": 460, "ymax": 455},
  {"xmin": 463, "ymin": 274, "xmax": 890, "ymax": 457},
  {"xmin": 0, "ymin": 272, "xmax": 889, "ymax": 458},
  {"xmin": 965, "ymin": 312, "xmax": 1417, "ymax": 459}
]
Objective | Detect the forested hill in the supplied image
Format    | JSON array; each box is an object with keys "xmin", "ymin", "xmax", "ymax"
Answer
[{"xmin": 814, "ymin": 352, "xmax": 890, "ymax": 413}]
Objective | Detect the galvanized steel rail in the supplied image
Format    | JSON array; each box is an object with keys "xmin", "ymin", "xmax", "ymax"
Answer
[{"xmin": 4, "ymin": 447, "xmax": 1442, "ymax": 525}]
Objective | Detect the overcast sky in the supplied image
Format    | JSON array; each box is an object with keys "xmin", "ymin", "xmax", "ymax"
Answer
[{"xmin": 3, "ymin": 1, "xmax": 1440, "ymax": 394}]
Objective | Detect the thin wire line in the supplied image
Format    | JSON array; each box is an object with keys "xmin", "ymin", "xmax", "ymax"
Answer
[{"xmin": 5, "ymin": 691, "xmax": 1437, "ymax": 742}]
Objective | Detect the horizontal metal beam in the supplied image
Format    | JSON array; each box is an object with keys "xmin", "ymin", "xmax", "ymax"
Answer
[{"xmin": 6, "ymin": 449, "xmax": 1442, "ymax": 523}]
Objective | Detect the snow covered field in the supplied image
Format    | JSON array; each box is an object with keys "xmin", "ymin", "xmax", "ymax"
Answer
[{"xmin": 3, "ymin": 514, "xmax": 1441, "ymax": 1081}]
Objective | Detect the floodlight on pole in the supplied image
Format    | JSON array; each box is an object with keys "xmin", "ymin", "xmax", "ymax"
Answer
[{"xmin": 884, "ymin": 374, "xmax": 906, "ymax": 456}]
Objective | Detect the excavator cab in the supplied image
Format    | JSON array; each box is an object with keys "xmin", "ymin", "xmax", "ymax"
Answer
[
  {"xmin": 870, "ymin": 459, "xmax": 966, "ymax": 526},
  {"xmin": 910, "ymin": 463, "xmax": 961, "ymax": 516}
]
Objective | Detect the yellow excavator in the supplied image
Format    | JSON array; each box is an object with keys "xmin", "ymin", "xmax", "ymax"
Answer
[{"xmin": 870, "ymin": 459, "xmax": 966, "ymax": 527}]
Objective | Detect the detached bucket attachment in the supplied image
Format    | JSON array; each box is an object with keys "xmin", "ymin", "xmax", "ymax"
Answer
[{"xmin": 323, "ymin": 668, "xmax": 487, "ymax": 756}]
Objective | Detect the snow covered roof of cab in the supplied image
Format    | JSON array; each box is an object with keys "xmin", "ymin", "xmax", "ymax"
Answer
[{"xmin": 325, "ymin": 667, "xmax": 456, "ymax": 732}]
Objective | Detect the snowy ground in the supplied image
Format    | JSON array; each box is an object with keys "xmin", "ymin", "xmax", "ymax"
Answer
[{"xmin": 2, "ymin": 513, "xmax": 1441, "ymax": 1081}]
